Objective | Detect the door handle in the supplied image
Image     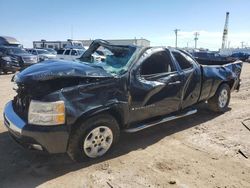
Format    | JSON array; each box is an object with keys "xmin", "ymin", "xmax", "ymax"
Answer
[{"xmin": 168, "ymin": 81, "xmax": 181, "ymax": 85}]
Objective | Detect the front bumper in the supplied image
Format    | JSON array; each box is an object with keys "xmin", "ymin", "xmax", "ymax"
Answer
[
  {"xmin": 1, "ymin": 62, "xmax": 20, "ymax": 72},
  {"xmin": 3, "ymin": 101, "xmax": 69, "ymax": 153}
]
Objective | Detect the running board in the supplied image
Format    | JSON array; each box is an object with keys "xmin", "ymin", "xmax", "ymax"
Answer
[{"xmin": 124, "ymin": 109, "xmax": 197, "ymax": 133}]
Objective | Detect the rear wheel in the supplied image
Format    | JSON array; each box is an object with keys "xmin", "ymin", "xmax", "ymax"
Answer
[
  {"xmin": 67, "ymin": 113, "xmax": 120, "ymax": 162},
  {"xmin": 208, "ymin": 83, "xmax": 231, "ymax": 113}
]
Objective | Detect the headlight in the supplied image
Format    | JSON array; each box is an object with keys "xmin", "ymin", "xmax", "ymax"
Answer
[
  {"xmin": 2, "ymin": 56, "xmax": 12, "ymax": 61},
  {"xmin": 40, "ymin": 56, "xmax": 48, "ymax": 61},
  {"xmin": 28, "ymin": 100, "xmax": 65, "ymax": 125}
]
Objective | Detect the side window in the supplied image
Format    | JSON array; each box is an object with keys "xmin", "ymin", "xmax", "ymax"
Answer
[
  {"xmin": 71, "ymin": 50, "xmax": 77, "ymax": 56},
  {"xmin": 57, "ymin": 49, "xmax": 64, "ymax": 55},
  {"xmin": 140, "ymin": 51, "xmax": 174, "ymax": 76},
  {"xmin": 172, "ymin": 51, "xmax": 193, "ymax": 70},
  {"xmin": 64, "ymin": 50, "xmax": 70, "ymax": 55},
  {"xmin": 31, "ymin": 50, "xmax": 37, "ymax": 55}
]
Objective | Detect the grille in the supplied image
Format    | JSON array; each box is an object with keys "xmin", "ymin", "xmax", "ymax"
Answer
[
  {"xmin": 13, "ymin": 85, "xmax": 31, "ymax": 120},
  {"xmin": 22, "ymin": 56, "xmax": 37, "ymax": 64}
]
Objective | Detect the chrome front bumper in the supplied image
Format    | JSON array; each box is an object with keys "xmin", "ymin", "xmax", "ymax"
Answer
[{"xmin": 4, "ymin": 101, "xmax": 25, "ymax": 135}]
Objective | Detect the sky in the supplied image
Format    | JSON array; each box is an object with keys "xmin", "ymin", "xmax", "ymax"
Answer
[{"xmin": 0, "ymin": 0, "xmax": 249, "ymax": 50}]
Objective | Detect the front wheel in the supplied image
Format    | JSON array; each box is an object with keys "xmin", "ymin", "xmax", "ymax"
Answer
[
  {"xmin": 67, "ymin": 113, "xmax": 120, "ymax": 162},
  {"xmin": 208, "ymin": 83, "xmax": 231, "ymax": 113}
]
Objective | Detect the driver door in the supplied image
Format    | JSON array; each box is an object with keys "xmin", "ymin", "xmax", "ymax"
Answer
[{"xmin": 128, "ymin": 49, "xmax": 183, "ymax": 123}]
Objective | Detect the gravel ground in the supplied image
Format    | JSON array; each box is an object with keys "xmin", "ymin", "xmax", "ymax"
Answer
[{"xmin": 0, "ymin": 63, "xmax": 249, "ymax": 188}]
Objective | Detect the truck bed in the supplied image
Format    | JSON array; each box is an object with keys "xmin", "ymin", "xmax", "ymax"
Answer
[
  {"xmin": 195, "ymin": 58, "xmax": 234, "ymax": 65},
  {"xmin": 198, "ymin": 61, "xmax": 243, "ymax": 102}
]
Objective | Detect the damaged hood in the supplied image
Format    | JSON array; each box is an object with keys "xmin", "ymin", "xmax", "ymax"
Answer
[{"xmin": 14, "ymin": 60, "xmax": 113, "ymax": 84}]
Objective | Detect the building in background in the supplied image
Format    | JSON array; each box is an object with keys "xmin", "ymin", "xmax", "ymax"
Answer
[{"xmin": 33, "ymin": 38, "xmax": 150, "ymax": 49}]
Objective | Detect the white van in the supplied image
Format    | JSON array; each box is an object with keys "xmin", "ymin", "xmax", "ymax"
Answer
[{"xmin": 56, "ymin": 48, "xmax": 85, "ymax": 61}]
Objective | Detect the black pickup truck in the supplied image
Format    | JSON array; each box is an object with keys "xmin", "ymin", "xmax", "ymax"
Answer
[
  {"xmin": 3, "ymin": 40, "xmax": 242, "ymax": 162},
  {"xmin": 0, "ymin": 46, "xmax": 38, "ymax": 73}
]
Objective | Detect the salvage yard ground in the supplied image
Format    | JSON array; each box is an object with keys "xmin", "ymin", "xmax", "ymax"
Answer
[{"xmin": 0, "ymin": 63, "xmax": 250, "ymax": 188}]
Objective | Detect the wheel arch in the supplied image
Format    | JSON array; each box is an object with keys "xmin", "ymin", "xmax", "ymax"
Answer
[
  {"xmin": 218, "ymin": 79, "xmax": 235, "ymax": 91},
  {"xmin": 71, "ymin": 105, "xmax": 125, "ymax": 134}
]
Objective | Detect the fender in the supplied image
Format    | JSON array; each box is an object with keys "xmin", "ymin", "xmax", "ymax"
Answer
[{"xmin": 72, "ymin": 101, "xmax": 129, "ymax": 130}]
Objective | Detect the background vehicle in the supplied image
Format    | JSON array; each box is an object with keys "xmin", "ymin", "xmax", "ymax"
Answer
[
  {"xmin": 27, "ymin": 48, "xmax": 56, "ymax": 61},
  {"xmin": 228, "ymin": 52, "xmax": 250, "ymax": 62},
  {"xmin": 4, "ymin": 40, "xmax": 242, "ymax": 162},
  {"xmin": 56, "ymin": 48, "xmax": 85, "ymax": 61},
  {"xmin": 0, "ymin": 47, "xmax": 19, "ymax": 74},
  {"xmin": 192, "ymin": 51, "xmax": 233, "ymax": 65},
  {"xmin": 44, "ymin": 48, "xmax": 57, "ymax": 55},
  {"xmin": 0, "ymin": 46, "xmax": 38, "ymax": 73}
]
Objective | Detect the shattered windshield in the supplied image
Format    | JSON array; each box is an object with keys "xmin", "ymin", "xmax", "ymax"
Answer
[{"xmin": 80, "ymin": 44, "xmax": 137, "ymax": 75}]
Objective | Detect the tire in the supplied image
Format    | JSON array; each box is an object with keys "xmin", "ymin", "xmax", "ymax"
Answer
[
  {"xmin": 208, "ymin": 83, "xmax": 231, "ymax": 113},
  {"xmin": 67, "ymin": 113, "xmax": 120, "ymax": 162},
  {"xmin": 3, "ymin": 70, "xmax": 8, "ymax": 74}
]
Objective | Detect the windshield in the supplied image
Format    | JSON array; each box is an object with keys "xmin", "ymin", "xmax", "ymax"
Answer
[
  {"xmin": 37, "ymin": 49, "xmax": 50, "ymax": 54},
  {"xmin": 80, "ymin": 44, "xmax": 137, "ymax": 75},
  {"xmin": 78, "ymin": 50, "xmax": 85, "ymax": 55},
  {"xmin": 7, "ymin": 47, "xmax": 27, "ymax": 54},
  {"xmin": 46, "ymin": 48, "xmax": 55, "ymax": 52}
]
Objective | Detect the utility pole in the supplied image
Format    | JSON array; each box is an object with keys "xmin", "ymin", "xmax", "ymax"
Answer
[
  {"xmin": 194, "ymin": 32, "xmax": 199, "ymax": 49},
  {"xmin": 221, "ymin": 12, "xmax": 229, "ymax": 49},
  {"xmin": 241, "ymin": 41, "xmax": 244, "ymax": 48},
  {"xmin": 174, "ymin": 29, "xmax": 180, "ymax": 48}
]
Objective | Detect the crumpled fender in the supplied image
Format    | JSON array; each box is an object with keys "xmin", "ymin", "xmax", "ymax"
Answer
[
  {"xmin": 199, "ymin": 61, "xmax": 243, "ymax": 101},
  {"xmin": 42, "ymin": 78, "xmax": 129, "ymax": 127}
]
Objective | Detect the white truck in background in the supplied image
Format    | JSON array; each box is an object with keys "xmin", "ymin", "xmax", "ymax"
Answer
[{"xmin": 56, "ymin": 48, "xmax": 85, "ymax": 61}]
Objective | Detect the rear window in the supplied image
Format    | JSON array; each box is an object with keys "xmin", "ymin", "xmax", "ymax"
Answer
[
  {"xmin": 57, "ymin": 49, "xmax": 64, "ymax": 55},
  {"xmin": 172, "ymin": 51, "xmax": 193, "ymax": 70}
]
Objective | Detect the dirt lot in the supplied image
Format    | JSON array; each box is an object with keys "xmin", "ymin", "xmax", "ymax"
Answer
[{"xmin": 0, "ymin": 63, "xmax": 250, "ymax": 188}]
